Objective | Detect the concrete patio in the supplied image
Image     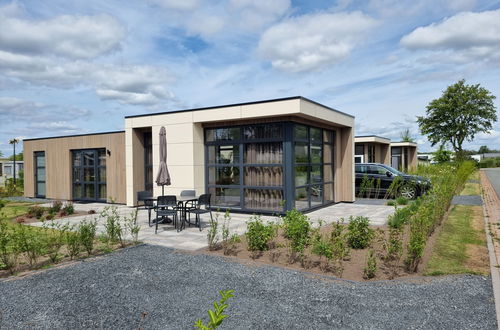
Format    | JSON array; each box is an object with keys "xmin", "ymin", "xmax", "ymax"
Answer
[{"xmin": 31, "ymin": 201, "xmax": 395, "ymax": 251}]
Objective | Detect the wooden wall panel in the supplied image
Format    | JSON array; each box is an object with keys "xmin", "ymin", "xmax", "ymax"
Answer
[{"xmin": 23, "ymin": 132, "xmax": 126, "ymax": 203}]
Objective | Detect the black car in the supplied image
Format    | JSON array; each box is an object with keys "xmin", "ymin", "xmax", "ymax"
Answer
[{"xmin": 355, "ymin": 163, "xmax": 431, "ymax": 199}]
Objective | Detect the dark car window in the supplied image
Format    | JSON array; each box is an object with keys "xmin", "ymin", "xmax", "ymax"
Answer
[
  {"xmin": 355, "ymin": 165, "xmax": 368, "ymax": 174},
  {"xmin": 369, "ymin": 165, "xmax": 388, "ymax": 175}
]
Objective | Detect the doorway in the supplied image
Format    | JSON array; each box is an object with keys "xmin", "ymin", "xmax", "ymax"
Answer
[{"xmin": 72, "ymin": 149, "xmax": 106, "ymax": 201}]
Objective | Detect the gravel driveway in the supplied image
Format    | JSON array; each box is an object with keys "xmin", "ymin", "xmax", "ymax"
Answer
[{"xmin": 0, "ymin": 244, "xmax": 496, "ymax": 329}]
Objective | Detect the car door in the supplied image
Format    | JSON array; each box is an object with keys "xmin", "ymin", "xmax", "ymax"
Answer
[
  {"xmin": 369, "ymin": 165, "xmax": 393, "ymax": 193},
  {"xmin": 355, "ymin": 164, "xmax": 368, "ymax": 194}
]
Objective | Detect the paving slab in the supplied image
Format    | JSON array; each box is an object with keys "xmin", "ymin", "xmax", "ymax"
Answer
[{"xmin": 451, "ymin": 195, "xmax": 483, "ymax": 206}]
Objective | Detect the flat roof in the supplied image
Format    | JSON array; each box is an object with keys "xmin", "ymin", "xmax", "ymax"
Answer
[
  {"xmin": 23, "ymin": 130, "xmax": 125, "ymax": 142},
  {"xmin": 355, "ymin": 135, "xmax": 390, "ymax": 140},
  {"xmin": 390, "ymin": 141, "xmax": 417, "ymax": 147},
  {"xmin": 124, "ymin": 96, "xmax": 354, "ymax": 119},
  {"xmin": 355, "ymin": 135, "xmax": 391, "ymax": 144}
]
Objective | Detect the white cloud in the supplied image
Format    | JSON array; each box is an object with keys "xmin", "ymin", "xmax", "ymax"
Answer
[
  {"xmin": 401, "ymin": 10, "xmax": 500, "ymax": 63},
  {"xmin": 0, "ymin": 13, "xmax": 125, "ymax": 59},
  {"xmin": 185, "ymin": 14, "xmax": 225, "ymax": 38},
  {"xmin": 228, "ymin": 0, "xmax": 290, "ymax": 30},
  {"xmin": 258, "ymin": 11, "xmax": 377, "ymax": 72}
]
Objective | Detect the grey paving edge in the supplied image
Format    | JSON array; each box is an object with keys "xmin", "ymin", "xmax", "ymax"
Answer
[{"xmin": 451, "ymin": 195, "xmax": 483, "ymax": 206}]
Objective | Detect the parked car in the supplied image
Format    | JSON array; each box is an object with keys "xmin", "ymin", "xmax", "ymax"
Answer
[{"xmin": 355, "ymin": 163, "xmax": 431, "ymax": 199}]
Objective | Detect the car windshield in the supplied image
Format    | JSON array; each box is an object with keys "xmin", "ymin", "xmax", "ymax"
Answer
[{"xmin": 384, "ymin": 165, "xmax": 405, "ymax": 176}]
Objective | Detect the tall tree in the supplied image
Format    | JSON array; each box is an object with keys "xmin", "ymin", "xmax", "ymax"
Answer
[
  {"xmin": 400, "ymin": 128, "xmax": 415, "ymax": 142},
  {"xmin": 478, "ymin": 145, "xmax": 490, "ymax": 154},
  {"xmin": 417, "ymin": 79, "xmax": 497, "ymax": 153}
]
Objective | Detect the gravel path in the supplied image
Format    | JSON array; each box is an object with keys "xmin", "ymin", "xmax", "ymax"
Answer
[{"xmin": 0, "ymin": 245, "xmax": 496, "ymax": 329}]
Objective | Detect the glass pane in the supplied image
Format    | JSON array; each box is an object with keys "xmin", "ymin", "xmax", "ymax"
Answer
[
  {"xmin": 311, "ymin": 185, "xmax": 323, "ymax": 207},
  {"xmin": 206, "ymin": 129, "xmax": 215, "ymax": 142},
  {"xmin": 244, "ymin": 189, "xmax": 283, "ymax": 211},
  {"xmin": 99, "ymin": 184, "xmax": 107, "ymax": 199},
  {"xmin": 391, "ymin": 147, "xmax": 402, "ymax": 156},
  {"xmin": 99, "ymin": 167, "xmax": 106, "ymax": 183},
  {"xmin": 294, "ymin": 125, "xmax": 307, "ymax": 140},
  {"xmin": 208, "ymin": 167, "xmax": 240, "ymax": 185},
  {"xmin": 84, "ymin": 184, "xmax": 95, "ymax": 199},
  {"xmin": 72, "ymin": 152, "xmax": 81, "ymax": 167},
  {"xmin": 244, "ymin": 166, "xmax": 283, "ymax": 186},
  {"xmin": 324, "ymin": 183, "xmax": 334, "ymax": 202},
  {"xmin": 37, "ymin": 168, "xmax": 46, "ymax": 181},
  {"xmin": 73, "ymin": 167, "xmax": 81, "ymax": 183},
  {"xmin": 208, "ymin": 145, "xmax": 239, "ymax": 164},
  {"xmin": 245, "ymin": 143, "xmax": 283, "ymax": 164},
  {"xmin": 83, "ymin": 151, "xmax": 95, "ymax": 166},
  {"xmin": 295, "ymin": 166, "xmax": 309, "ymax": 186},
  {"xmin": 294, "ymin": 142, "xmax": 308, "ymax": 163},
  {"xmin": 324, "ymin": 144, "xmax": 333, "ymax": 164},
  {"xmin": 310, "ymin": 127, "xmax": 322, "ymax": 143},
  {"xmin": 98, "ymin": 149, "xmax": 106, "ymax": 166},
  {"xmin": 84, "ymin": 168, "xmax": 95, "ymax": 182},
  {"xmin": 311, "ymin": 144, "xmax": 322, "ymax": 163},
  {"xmin": 295, "ymin": 187, "xmax": 308, "ymax": 210},
  {"xmin": 355, "ymin": 145, "xmax": 364, "ymax": 156},
  {"xmin": 73, "ymin": 183, "xmax": 82, "ymax": 199},
  {"xmin": 209, "ymin": 187, "xmax": 240, "ymax": 207},
  {"xmin": 214, "ymin": 127, "xmax": 241, "ymax": 141},
  {"xmin": 324, "ymin": 130, "xmax": 333, "ymax": 143},
  {"xmin": 311, "ymin": 165, "xmax": 322, "ymax": 184},
  {"xmin": 243, "ymin": 124, "xmax": 283, "ymax": 140},
  {"xmin": 323, "ymin": 165, "xmax": 333, "ymax": 182},
  {"xmin": 36, "ymin": 154, "xmax": 45, "ymax": 167},
  {"xmin": 37, "ymin": 182, "xmax": 46, "ymax": 196}
]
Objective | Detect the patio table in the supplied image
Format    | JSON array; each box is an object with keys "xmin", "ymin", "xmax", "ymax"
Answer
[{"xmin": 152, "ymin": 195, "xmax": 198, "ymax": 232}]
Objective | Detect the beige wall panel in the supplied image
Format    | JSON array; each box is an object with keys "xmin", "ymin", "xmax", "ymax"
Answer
[
  {"xmin": 241, "ymin": 99, "xmax": 300, "ymax": 119},
  {"xmin": 300, "ymin": 99, "xmax": 354, "ymax": 128},
  {"xmin": 23, "ymin": 132, "xmax": 126, "ymax": 203},
  {"xmin": 148, "ymin": 111, "xmax": 194, "ymax": 125},
  {"xmin": 193, "ymin": 106, "xmax": 241, "ymax": 123}
]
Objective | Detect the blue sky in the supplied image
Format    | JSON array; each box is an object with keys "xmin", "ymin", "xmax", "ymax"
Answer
[{"xmin": 1, "ymin": 0, "xmax": 500, "ymax": 156}]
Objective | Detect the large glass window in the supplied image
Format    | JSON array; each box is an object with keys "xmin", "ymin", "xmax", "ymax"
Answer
[
  {"xmin": 72, "ymin": 149, "xmax": 106, "ymax": 201},
  {"xmin": 34, "ymin": 151, "xmax": 45, "ymax": 198},
  {"xmin": 144, "ymin": 132, "xmax": 153, "ymax": 193},
  {"xmin": 368, "ymin": 145, "xmax": 375, "ymax": 163},
  {"xmin": 293, "ymin": 125, "xmax": 334, "ymax": 210}
]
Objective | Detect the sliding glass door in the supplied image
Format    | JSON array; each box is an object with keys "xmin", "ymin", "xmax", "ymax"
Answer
[
  {"xmin": 34, "ymin": 151, "xmax": 46, "ymax": 198},
  {"xmin": 72, "ymin": 149, "xmax": 106, "ymax": 201}
]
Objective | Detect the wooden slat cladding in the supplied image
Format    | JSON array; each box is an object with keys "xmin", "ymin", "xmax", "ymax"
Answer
[{"xmin": 23, "ymin": 132, "xmax": 126, "ymax": 203}]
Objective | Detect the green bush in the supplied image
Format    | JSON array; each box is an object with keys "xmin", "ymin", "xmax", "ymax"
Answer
[
  {"xmin": 15, "ymin": 225, "xmax": 46, "ymax": 267},
  {"xmin": 27, "ymin": 206, "xmax": 45, "ymax": 219},
  {"xmin": 62, "ymin": 202, "xmax": 75, "ymax": 215},
  {"xmin": 65, "ymin": 228, "xmax": 81, "ymax": 260},
  {"xmin": 395, "ymin": 196, "xmax": 408, "ymax": 205},
  {"xmin": 0, "ymin": 220, "xmax": 20, "ymax": 274},
  {"xmin": 282, "ymin": 209, "xmax": 311, "ymax": 254},
  {"xmin": 346, "ymin": 216, "xmax": 373, "ymax": 249},
  {"xmin": 78, "ymin": 219, "xmax": 97, "ymax": 255},
  {"xmin": 49, "ymin": 201, "xmax": 63, "ymax": 214},
  {"xmin": 245, "ymin": 216, "xmax": 276, "ymax": 252},
  {"xmin": 363, "ymin": 249, "xmax": 377, "ymax": 279},
  {"xmin": 195, "ymin": 290, "xmax": 234, "ymax": 329}
]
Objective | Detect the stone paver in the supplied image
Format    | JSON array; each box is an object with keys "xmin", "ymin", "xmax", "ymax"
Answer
[{"xmin": 31, "ymin": 201, "xmax": 395, "ymax": 250}]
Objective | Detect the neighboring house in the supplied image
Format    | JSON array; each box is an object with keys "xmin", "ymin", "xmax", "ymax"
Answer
[
  {"xmin": 354, "ymin": 136, "xmax": 391, "ymax": 165},
  {"xmin": 390, "ymin": 141, "xmax": 418, "ymax": 171},
  {"xmin": 0, "ymin": 158, "xmax": 24, "ymax": 186},
  {"xmin": 473, "ymin": 153, "xmax": 500, "ymax": 161},
  {"xmin": 23, "ymin": 96, "xmax": 355, "ymax": 214},
  {"xmin": 417, "ymin": 153, "xmax": 436, "ymax": 165}
]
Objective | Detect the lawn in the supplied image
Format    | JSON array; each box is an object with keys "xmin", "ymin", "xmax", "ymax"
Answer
[
  {"xmin": 425, "ymin": 204, "xmax": 489, "ymax": 276},
  {"xmin": 460, "ymin": 182, "xmax": 481, "ymax": 195},
  {"xmin": 0, "ymin": 200, "xmax": 37, "ymax": 220}
]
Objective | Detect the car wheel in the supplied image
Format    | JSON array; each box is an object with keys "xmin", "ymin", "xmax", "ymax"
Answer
[{"xmin": 400, "ymin": 185, "xmax": 416, "ymax": 199}]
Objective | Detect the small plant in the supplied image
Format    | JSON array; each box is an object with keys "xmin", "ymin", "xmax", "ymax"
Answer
[
  {"xmin": 346, "ymin": 216, "xmax": 374, "ymax": 249},
  {"xmin": 282, "ymin": 209, "xmax": 311, "ymax": 261},
  {"xmin": 27, "ymin": 206, "xmax": 45, "ymax": 219},
  {"xmin": 395, "ymin": 196, "xmax": 408, "ymax": 205},
  {"xmin": 245, "ymin": 216, "xmax": 276, "ymax": 253},
  {"xmin": 124, "ymin": 209, "xmax": 140, "ymax": 244},
  {"xmin": 221, "ymin": 210, "xmax": 232, "ymax": 255},
  {"xmin": 14, "ymin": 224, "xmax": 45, "ymax": 267},
  {"xmin": 49, "ymin": 201, "xmax": 63, "ymax": 213},
  {"xmin": 65, "ymin": 227, "xmax": 81, "ymax": 260},
  {"xmin": 194, "ymin": 290, "xmax": 235, "ymax": 330},
  {"xmin": 101, "ymin": 205, "xmax": 124, "ymax": 246},
  {"xmin": 363, "ymin": 249, "xmax": 377, "ymax": 279},
  {"xmin": 43, "ymin": 221, "xmax": 69, "ymax": 263},
  {"xmin": 311, "ymin": 235, "xmax": 333, "ymax": 271},
  {"xmin": 386, "ymin": 200, "xmax": 396, "ymax": 206},
  {"xmin": 0, "ymin": 219, "xmax": 20, "ymax": 274},
  {"xmin": 62, "ymin": 202, "xmax": 75, "ymax": 215},
  {"xmin": 79, "ymin": 218, "xmax": 97, "ymax": 255},
  {"xmin": 207, "ymin": 211, "xmax": 220, "ymax": 251}
]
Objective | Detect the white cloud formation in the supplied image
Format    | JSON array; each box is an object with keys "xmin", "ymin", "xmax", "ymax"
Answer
[
  {"xmin": 401, "ymin": 10, "xmax": 500, "ymax": 63},
  {"xmin": 0, "ymin": 13, "xmax": 125, "ymax": 59},
  {"xmin": 228, "ymin": 0, "xmax": 290, "ymax": 30},
  {"xmin": 258, "ymin": 11, "xmax": 377, "ymax": 72}
]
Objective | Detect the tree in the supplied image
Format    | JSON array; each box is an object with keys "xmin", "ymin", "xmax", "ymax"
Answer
[
  {"xmin": 417, "ymin": 80, "xmax": 497, "ymax": 153},
  {"xmin": 8, "ymin": 152, "xmax": 23, "ymax": 161},
  {"xmin": 400, "ymin": 128, "xmax": 415, "ymax": 142},
  {"xmin": 433, "ymin": 144, "xmax": 452, "ymax": 163},
  {"xmin": 478, "ymin": 145, "xmax": 490, "ymax": 154}
]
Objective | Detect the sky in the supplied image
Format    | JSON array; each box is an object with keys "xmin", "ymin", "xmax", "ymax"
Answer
[{"xmin": 1, "ymin": 0, "xmax": 500, "ymax": 157}]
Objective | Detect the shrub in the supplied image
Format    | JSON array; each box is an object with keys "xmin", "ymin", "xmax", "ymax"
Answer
[
  {"xmin": 79, "ymin": 219, "xmax": 97, "ymax": 255},
  {"xmin": 0, "ymin": 220, "xmax": 20, "ymax": 274},
  {"xmin": 0, "ymin": 201, "xmax": 5, "ymax": 209},
  {"xmin": 386, "ymin": 200, "xmax": 396, "ymax": 206},
  {"xmin": 282, "ymin": 209, "xmax": 311, "ymax": 254},
  {"xmin": 245, "ymin": 216, "xmax": 276, "ymax": 252},
  {"xmin": 221, "ymin": 210, "xmax": 232, "ymax": 255},
  {"xmin": 194, "ymin": 290, "xmax": 234, "ymax": 329},
  {"xmin": 346, "ymin": 216, "xmax": 374, "ymax": 249},
  {"xmin": 43, "ymin": 222, "xmax": 68, "ymax": 263},
  {"xmin": 395, "ymin": 196, "xmax": 408, "ymax": 205},
  {"xmin": 62, "ymin": 202, "xmax": 75, "ymax": 215},
  {"xmin": 49, "ymin": 201, "xmax": 63, "ymax": 213},
  {"xmin": 124, "ymin": 209, "xmax": 140, "ymax": 244},
  {"xmin": 65, "ymin": 227, "xmax": 81, "ymax": 260},
  {"xmin": 363, "ymin": 249, "xmax": 377, "ymax": 279},
  {"xmin": 27, "ymin": 206, "xmax": 45, "ymax": 219},
  {"xmin": 207, "ymin": 212, "xmax": 220, "ymax": 251},
  {"xmin": 101, "ymin": 205, "xmax": 123, "ymax": 246},
  {"xmin": 14, "ymin": 225, "xmax": 46, "ymax": 267},
  {"xmin": 311, "ymin": 235, "xmax": 333, "ymax": 271}
]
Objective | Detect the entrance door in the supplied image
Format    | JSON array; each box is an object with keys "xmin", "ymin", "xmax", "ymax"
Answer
[
  {"xmin": 72, "ymin": 149, "xmax": 106, "ymax": 201},
  {"xmin": 34, "ymin": 151, "xmax": 46, "ymax": 198}
]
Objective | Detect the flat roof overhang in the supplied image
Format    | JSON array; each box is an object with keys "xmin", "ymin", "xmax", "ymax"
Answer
[
  {"xmin": 125, "ymin": 96, "xmax": 354, "ymax": 129},
  {"xmin": 390, "ymin": 141, "xmax": 417, "ymax": 147},
  {"xmin": 354, "ymin": 135, "xmax": 391, "ymax": 145}
]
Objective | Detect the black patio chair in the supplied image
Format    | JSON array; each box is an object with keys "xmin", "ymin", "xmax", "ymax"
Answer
[
  {"xmin": 186, "ymin": 193, "xmax": 212, "ymax": 231},
  {"xmin": 155, "ymin": 195, "xmax": 179, "ymax": 234},
  {"xmin": 137, "ymin": 191, "xmax": 155, "ymax": 227},
  {"xmin": 180, "ymin": 190, "xmax": 197, "ymax": 212}
]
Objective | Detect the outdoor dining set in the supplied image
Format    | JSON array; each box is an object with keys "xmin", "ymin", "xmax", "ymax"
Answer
[{"xmin": 137, "ymin": 191, "xmax": 213, "ymax": 234}]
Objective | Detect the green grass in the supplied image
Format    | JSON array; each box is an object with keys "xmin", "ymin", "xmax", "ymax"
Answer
[
  {"xmin": 0, "ymin": 201, "xmax": 36, "ymax": 219},
  {"xmin": 460, "ymin": 182, "xmax": 481, "ymax": 195},
  {"xmin": 425, "ymin": 205, "xmax": 488, "ymax": 276}
]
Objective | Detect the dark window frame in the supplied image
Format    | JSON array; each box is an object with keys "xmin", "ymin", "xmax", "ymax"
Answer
[
  {"xmin": 34, "ymin": 151, "xmax": 46, "ymax": 198},
  {"xmin": 71, "ymin": 148, "xmax": 106, "ymax": 202}
]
